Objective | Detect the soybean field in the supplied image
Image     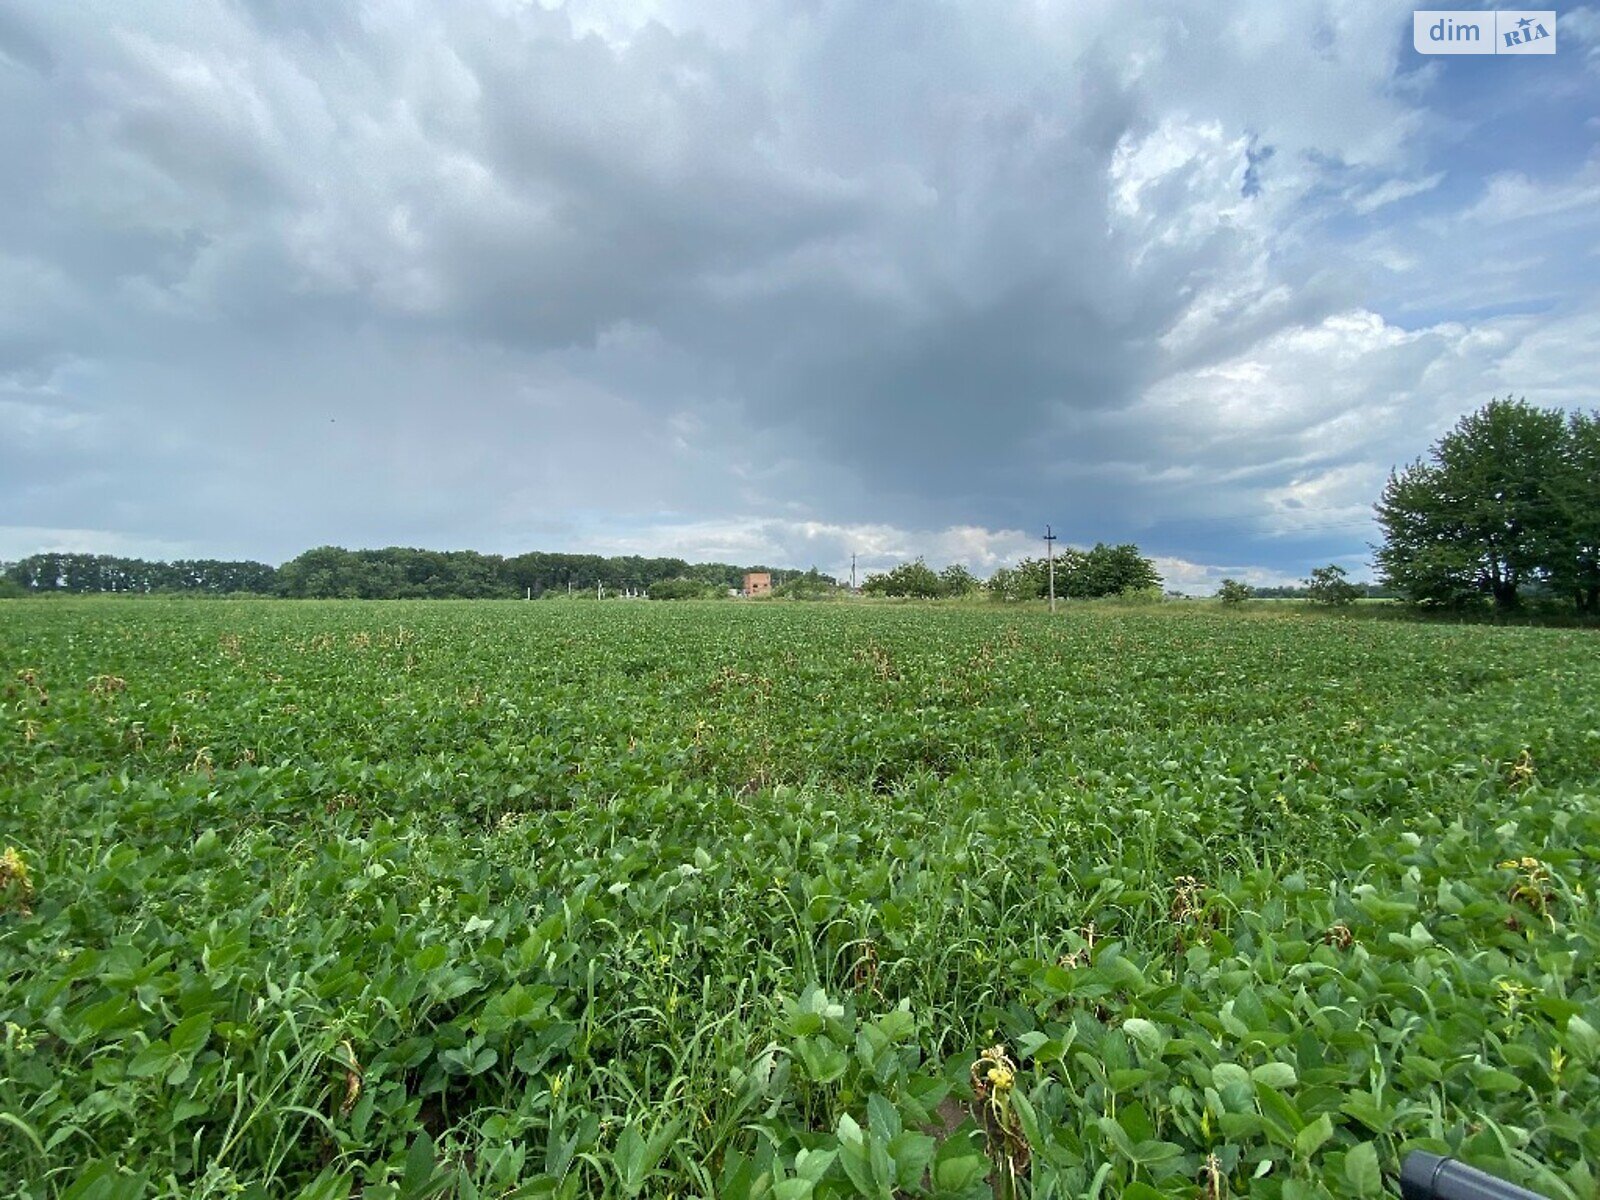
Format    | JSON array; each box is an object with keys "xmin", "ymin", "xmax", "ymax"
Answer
[{"xmin": 1, "ymin": 599, "xmax": 1597, "ymax": 1200}]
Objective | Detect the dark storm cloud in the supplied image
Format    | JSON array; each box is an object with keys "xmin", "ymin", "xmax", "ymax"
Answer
[{"xmin": 2, "ymin": 1, "xmax": 1596, "ymax": 580}]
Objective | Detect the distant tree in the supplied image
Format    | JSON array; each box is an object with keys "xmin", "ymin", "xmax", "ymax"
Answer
[
  {"xmin": 1216, "ymin": 579, "xmax": 1251, "ymax": 605},
  {"xmin": 1053, "ymin": 548, "xmax": 1089, "ymax": 597},
  {"xmin": 939, "ymin": 563, "xmax": 981, "ymax": 597},
  {"xmin": 276, "ymin": 547, "xmax": 363, "ymax": 598},
  {"xmin": 1304, "ymin": 564, "xmax": 1361, "ymax": 606},
  {"xmin": 1376, "ymin": 398, "xmax": 1569, "ymax": 611},
  {"xmin": 986, "ymin": 544, "xmax": 1161, "ymax": 601},
  {"xmin": 647, "ymin": 577, "xmax": 715, "ymax": 600},
  {"xmin": 503, "ymin": 551, "xmax": 758, "ymax": 597},
  {"xmin": 985, "ymin": 565, "xmax": 1024, "ymax": 601},
  {"xmin": 4, "ymin": 553, "xmax": 276, "ymax": 594},
  {"xmin": 1011, "ymin": 558, "xmax": 1050, "ymax": 599},
  {"xmin": 861, "ymin": 558, "xmax": 943, "ymax": 598},
  {"xmin": 1083, "ymin": 543, "xmax": 1162, "ymax": 595},
  {"xmin": 772, "ymin": 568, "xmax": 844, "ymax": 600}
]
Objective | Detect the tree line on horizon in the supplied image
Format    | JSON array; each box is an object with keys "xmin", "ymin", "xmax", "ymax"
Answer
[
  {"xmin": 0, "ymin": 546, "xmax": 782, "ymax": 600},
  {"xmin": 0, "ymin": 543, "xmax": 1161, "ymax": 602},
  {"xmin": 5, "ymin": 398, "xmax": 1593, "ymax": 612},
  {"xmin": 0, "ymin": 556, "xmax": 277, "ymax": 597}
]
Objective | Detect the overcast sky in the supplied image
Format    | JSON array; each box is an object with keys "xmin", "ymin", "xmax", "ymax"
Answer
[{"xmin": 2, "ymin": 1, "xmax": 1597, "ymax": 590}]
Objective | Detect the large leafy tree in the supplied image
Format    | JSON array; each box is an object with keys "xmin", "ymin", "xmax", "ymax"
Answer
[
  {"xmin": 1550, "ymin": 411, "xmax": 1600, "ymax": 614},
  {"xmin": 1216, "ymin": 579, "xmax": 1251, "ymax": 605},
  {"xmin": 938, "ymin": 563, "xmax": 982, "ymax": 597},
  {"xmin": 1304, "ymin": 564, "xmax": 1361, "ymax": 606},
  {"xmin": 861, "ymin": 558, "xmax": 944, "ymax": 598},
  {"xmin": 986, "ymin": 543, "xmax": 1162, "ymax": 601},
  {"xmin": 1084, "ymin": 542, "xmax": 1162, "ymax": 595},
  {"xmin": 1376, "ymin": 398, "xmax": 1569, "ymax": 610}
]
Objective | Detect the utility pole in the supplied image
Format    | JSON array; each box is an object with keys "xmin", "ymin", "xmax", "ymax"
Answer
[
  {"xmin": 851, "ymin": 553, "xmax": 857, "ymax": 591},
  {"xmin": 1044, "ymin": 525, "xmax": 1057, "ymax": 614}
]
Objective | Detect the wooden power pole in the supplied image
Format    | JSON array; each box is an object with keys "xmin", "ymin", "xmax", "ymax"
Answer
[{"xmin": 1044, "ymin": 525, "xmax": 1057, "ymax": 614}]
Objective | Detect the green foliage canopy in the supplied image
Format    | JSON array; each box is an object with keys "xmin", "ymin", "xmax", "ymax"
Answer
[
  {"xmin": 1376, "ymin": 399, "xmax": 1599, "ymax": 613},
  {"xmin": 1216, "ymin": 578, "xmax": 1252, "ymax": 604},
  {"xmin": 986, "ymin": 543, "xmax": 1162, "ymax": 602},
  {"xmin": 861, "ymin": 558, "xmax": 944, "ymax": 598},
  {"xmin": 1305, "ymin": 564, "xmax": 1361, "ymax": 607},
  {"xmin": 4, "ymin": 553, "xmax": 277, "ymax": 595}
]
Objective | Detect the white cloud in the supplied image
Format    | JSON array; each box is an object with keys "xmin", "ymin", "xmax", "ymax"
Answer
[
  {"xmin": 0, "ymin": 398, "xmax": 98, "ymax": 446},
  {"xmin": 1092, "ymin": 300, "xmax": 1600, "ymax": 542},
  {"xmin": 0, "ymin": 526, "xmax": 198, "ymax": 562},
  {"xmin": 1489, "ymin": 307, "xmax": 1600, "ymax": 405},
  {"xmin": 1464, "ymin": 160, "xmax": 1600, "ymax": 224},
  {"xmin": 1132, "ymin": 309, "xmax": 1461, "ymax": 463},
  {"xmin": 1349, "ymin": 171, "xmax": 1445, "ymax": 215},
  {"xmin": 1151, "ymin": 555, "xmax": 1311, "ymax": 594}
]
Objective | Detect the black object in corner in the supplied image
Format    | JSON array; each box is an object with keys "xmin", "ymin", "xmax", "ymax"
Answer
[{"xmin": 1399, "ymin": 1152, "xmax": 1548, "ymax": 1200}]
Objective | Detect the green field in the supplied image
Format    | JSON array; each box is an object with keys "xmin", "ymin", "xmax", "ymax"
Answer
[{"xmin": 2, "ymin": 599, "xmax": 1596, "ymax": 1200}]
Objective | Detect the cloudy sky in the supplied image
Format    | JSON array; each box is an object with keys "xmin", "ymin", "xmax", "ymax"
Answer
[{"xmin": 2, "ymin": 1, "xmax": 1597, "ymax": 590}]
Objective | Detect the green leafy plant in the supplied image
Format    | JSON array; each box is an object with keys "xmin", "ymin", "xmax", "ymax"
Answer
[{"xmin": 1, "ymin": 598, "xmax": 1595, "ymax": 1197}]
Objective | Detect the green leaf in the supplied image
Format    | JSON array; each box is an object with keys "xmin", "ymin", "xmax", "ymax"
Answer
[
  {"xmin": 1211, "ymin": 1062, "xmax": 1250, "ymax": 1090},
  {"xmin": 399, "ymin": 1133, "xmax": 445, "ymax": 1200},
  {"xmin": 1563, "ymin": 1015, "xmax": 1598, "ymax": 1063},
  {"xmin": 0, "ymin": 1112, "xmax": 45, "ymax": 1156},
  {"xmin": 867, "ymin": 1092, "xmax": 902, "ymax": 1140},
  {"xmin": 1252, "ymin": 1061, "xmax": 1298, "ymax": 1089},
  {"xmin": 1011, "ymin": 1091, "xmax": 1044, "ymax": 1148},
  {"xmin": 1346, "ymin": 1142, "xmax": 1382, "ymax": 1197},
  {"xmin": 795, "ymin": 1036, "xmax": 849, "ymax": 1084},
  {"xmin": 887, "ymin": 1130, "xmax": 937, "ymax": 1190},
  {"xmin": 933, "ymin": 1136, "xmax": 988, "ymax": 1194},
  {"xmin": 59, "ymin": 1161, "xmax": 143, "ymax": 1200},
  {"xmin": 168, "ymin": 1012, "xmax": 212, "ymax": 1059},
  {"xmin": 1258, "ymin": 1079, "xmax": 1306, "ymax": 1141},
  {"xmin": 126, "ymin": 1040, "xmax": 172, "ymax": 1079},
  {"xmin": 614, "ymin": 1125, "xmax": 673, "ymax": 1197},
  {"xmin": 793, "ymin": 1148, "xmax": 835, "ymax": 1183},
  {"xmin": 1121, "ymin": 1018, "xmax": 1167, "ymax": 1056},
  {"xmin": 1294, "ymin": 1113, "xmax": 1333, "ymax": 1158},
  {"xmin": 836, "ymin": 1113, "xmax": 876, "ymax": 1196},
  {"xmin": 1340, "ymin": 1094, "xmax": 1394, "ymax": 1134},
  {"xmin": 293, "ymin": 1170, "xmax": 354, "ymax": 1200}
]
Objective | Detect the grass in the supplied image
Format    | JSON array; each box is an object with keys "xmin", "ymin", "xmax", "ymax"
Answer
[{"xmin": 1, "ymin": 598, "xmax": 1596, "ymax": 1199}]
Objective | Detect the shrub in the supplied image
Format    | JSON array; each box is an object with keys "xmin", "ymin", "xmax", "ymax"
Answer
[{"xmin": 1217, "ymin": 578, "xmax": 1252, "ymax": 604}]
